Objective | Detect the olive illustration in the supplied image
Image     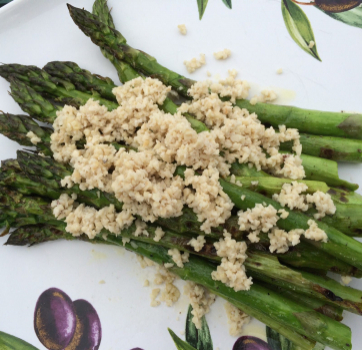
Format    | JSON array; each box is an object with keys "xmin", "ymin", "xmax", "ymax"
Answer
[
  {"xmin": 233, "ymin": 336, "xmax": 272, "ymax": 350},
  {"xmin": 34, "ymin": 288, "xmax": 77, "ymax": 350},
  {"xmin": 315, "ymin": 0, "xmax": 362, "ymax": 12},
  {"xmin": 64, "ymin": 299, "xmax": 102, "ymax": 350},
  {"xmin": 292, "ymin": 0, "xmax": 362, "ymax": 12}
]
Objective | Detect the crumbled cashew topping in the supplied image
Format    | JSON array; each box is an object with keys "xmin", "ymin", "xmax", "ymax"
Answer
[
  {"xmin": 184, "ymin": 54, "xmax": 206, "ymax": 73},
  {"xmin": 214, "ymin": 49, "xmax": 231, "ymax": 60},
  {"xmin": 178, "ymin": 24, "xmax": 187, "ymax": 35},
  {"xmin": 26, "ymin": 131, "xmax": 41, "ymax": 145},
  {"xmin": 184, "ymin": 282, "xmax": 216, "ymax": 329},
  {"xmin": 224, "ymin": 302, "xmax": 250, "ymax": 336}
]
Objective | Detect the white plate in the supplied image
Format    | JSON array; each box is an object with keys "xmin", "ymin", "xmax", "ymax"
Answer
[{"xmin": 0, "ymin": 1, "xmax": 362, "ymax": 349}]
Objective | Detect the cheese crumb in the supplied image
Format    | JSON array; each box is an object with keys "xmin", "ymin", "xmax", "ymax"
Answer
[
  {"xmin": 154, "ymin": 227, "xmax": 165, "ymax": 242},
  {"xmin": 180, "ymin": 330, "xmax": 185, "ymax": 335},
  {"xmin": 250, "ymin": 96, "xmax": 258, "ymax": 105},
  {"xmin": 213, "ymin": 49, "xmax": 231, "ymax": 60},
  {"xmin": 188, "ymin": 235, "xmax": 206, "ymax": 252},
  {"xmin": 207, "ymin": 71, "xmax": 212, "ymax": 77},
  {"xmin": 277, "ymin": 68, "xmax": 283, "ymax": 74},
  {"xmin": 99, "ymin": 280, "xmax": 105, "ymax": 284},
  {"xmin": 308, "ymin": 40, "xmax": 315, "ymax": 49},
  {"xmin": 137, "ymin": 255, "xmax": 155, "ymax": 269},
  {"xmin": 278, "ymin": 208, "xmax": 289, "ymax": 219},
  {"xmin": 144, "ymin": 279, "xmax": 150, "ymax": 287},
  {"xmin": 211, "ymin": 230, "xmax": 252, "ymax": 292},
  {"xmin": 341, "ymin": 276, "xmax": 352, "ymax": 286},
  {"xmin": 238, "ymin": 204, "xmax": 279, "ymax": 243},
  {"xmin": 306, "ymin": 191, "xmax": 336, "ymax": 219},
  {"xmin": 251, "ymin": 181, "xmax": 259, "ymax": 186},
  {"xmin": 272, "ymin": 182, "xmax": 309, "ymax": 211},
  {"xmin": 26, "ymin": 131, "xmax": 41, "ymax": 145},
  {"xmin": 168, "ymin": 249, "xmax": 189, "ymax": 268},
  {"xmin": 184, "ymin": 54, "xmax": 206, "ymax": 73},
  {"xmin": 184, "ymin": 282, "xmax": 216, "ymax": 329},
  {"xmin": 268, "ymin": 228, "xmax": 304, "ymax": 253},
  {"xmin": 150, "ymin": 288, "xmax": 161, "ymax": 307},
  {"xmin": 224, "ymin": 302, "xmax": 250, "ymax": 336},
  {"xmin": 122, "ymin": 237, "xmax": 130, "ymax": 246},
  {"xmin": 178, "ymin": 24, "xmax": 187, "ymax": 35},
  {"xmin": 160, "ymin": 283, "xmax": 181, "ymax": 306},
  {"xmin": 305, "ymin": 220, "xmax": 328, "ymax": 243}
]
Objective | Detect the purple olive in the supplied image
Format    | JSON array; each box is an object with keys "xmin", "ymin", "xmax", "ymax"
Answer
[
  {"xmin": 34, "ymin": 288, "xmax": 76, "ymax": 350},
  {"xmin": 233, "ymin": 336, "xmax": 272, "ymax": 350},
  {"xmin": 64, "ymin": 299, "xmax": 102, "ymax": 350}
]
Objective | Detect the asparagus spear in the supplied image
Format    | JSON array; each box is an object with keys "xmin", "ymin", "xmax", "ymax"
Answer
[
  {"xmin": 0, "ymin": 112, "xmax": 53, "ymax": 156},
  {"xmin": 6, "ymin": 225, "xmax": 317, "ymax": 350},
  {"xmin": 5, "ymin": 156, "xmax": 360, "ymax": 277},
  {"xmin": 258, "ymin": 283, "xmax": 343, "ymax": 322},
  {"xmin": 232, "ymin": 155, "xmax": 359, "ymax": 191},
  {"xmin": 1, "ymin": 63, "xmax": 207, "ymax": 133},
  {"xmin": 16, "ymin": 149, "xmax": 362, "ymax": 240},
  {"xmin": 281, "ymin": 133, "xmax": 362, "ymax": 162},
  {"xmin": 2, "ymin": 186, "xmax": 362, "ymax": 317},
  {"xmin": 6, "ymin": 67, "xmax": 360, "ymax": 194},
  {"xmin": 67, "ymin": 4, "xmax": 362, "ymax": 141},
  {"xmin": 42, "ymin": 60, "xmax": 362, "ymax": 163},
  {"xmin": 217, "ymin": 177, "xmax": 362, "ymax": 270},
  {"xmin": 5, "ymin": 73, "xmax": 358, "ymax": 194},
  {"xmin": 5, "ymin": 224, "xmax": 350, "ymax": 350}
]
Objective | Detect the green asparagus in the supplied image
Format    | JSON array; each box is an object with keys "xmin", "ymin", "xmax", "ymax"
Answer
[
  {"xmin": 67, "ymin": 4, "xmax": 362, "ymax": 140},
  {"xmin": 6, "ymin": 223, "xmax": 351, "ymax": 350}
]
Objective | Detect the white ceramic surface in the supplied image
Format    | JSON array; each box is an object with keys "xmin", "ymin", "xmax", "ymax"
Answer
[{"xmin": 0, "ymin": 1, "xmax": 361, "ymax": 349}]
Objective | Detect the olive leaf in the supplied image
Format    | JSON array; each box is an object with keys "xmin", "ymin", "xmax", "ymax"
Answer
[
  {"xmin": 169, "ymin": 329, "xmax": 198, "ymax": 350},
  {"xmin": 186, "ymin": 305, "xmax": 198, "ymax": 348},
  {"xmin": 266, "ymin": 326, "xmax": 325, "ymax": 350},
  {"xmin": 185, "ymin": 305, "xmax": 213, "ymax": 350},
  {"xmin": 281, "ymin": 0, "xmax": 321, "ymax": 61},
  {"xmin": 222, "ymin": 0, "xmax": 232, "ymax": 10},
  {"xmin": 197, "ymin": 0, "xmax": 209, "ymax": 20},
  {"xmin": 266, "ymin": 326, "xmax": 292, "ymax": 350},
  {"xmin": 318, "ymin": 6, "xmax": 362, "ymax": 29},
  {"xmin": 0, "ymin": 331, "xmax": 40, "ymax": 350}
]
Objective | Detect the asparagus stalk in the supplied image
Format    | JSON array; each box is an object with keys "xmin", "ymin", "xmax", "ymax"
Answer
[
  {"xmin": 258, "ymin": 283, "xmax": 343, "ymax": 322},
  {"xmin": 1, "ymin": 63, "xmax": 207, "ymax": 133},
  {"xmin": 67, "ymin": 4, "xmax": 195, "ymax": 97},
  {"xmin": 6, "ymin": 225, "xmax": 317, "ymax": 350},
  {"xmin": 67, "ymin": 4, "xmax": 362, "ymax": 141},
  {"xmin": 6, "ymin": 73, "xmax": 358, "ymax": 194},
  {"xmin": 2, "ymin": 186, "xmax": 362, "ymax": 317},
  {"xmin": 0, "ymin": 112, "xmax": 53, "ymax": 156},
  {"xmin": 6, "ymin": 224, "xmax": 350, "ymax": 350},
  {"xmin": 217, "ymin": 177, "xmax": 362, "ymax": 270},
  {"xmin": 5, "ymin": 158, "xmax": 360, "ymax": 277},
  {"xmin": 42, "ymin": 60, "xmax": 362, "ymax": 163},
  {"xmin": 232, "ymin": 175, "xmax": 362, "ymax": 237},
  {"xmin": 281, "ymin": 133, "xmax": 362, "ymax": 162}
]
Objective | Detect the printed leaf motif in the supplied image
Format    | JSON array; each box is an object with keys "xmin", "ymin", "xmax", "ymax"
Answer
[
  {"xmin": 197, "ymin": 316, "xmax": 213, "ymax": 350},
  {"xmin": 197, "ymin": 0, "xmax": 209, "ymax": 20},
  {"xmin": 222, "ymin": 0, "xmax": 232, "ymax": 10},
  {"xmin": 185, "ymin": 305, "xmax": 213, "ymax": 350},
  {"xmin": 266, "ymin": 327, "xmax": 325, "ymax": 350},
  {"xmin": 0, "ymin": 331, "xmax": 39, "ymax": 350},
  {"xmin": 266, "ymin": 326, "xmax": 292, "ymax": 350},
  {"xmin": 281, "ymin": 0, "xmax": 321, "ymax": 61},
  {"xmin": 186, "ymin": 305, "xmax": 198, "ymax": 348},
  {"xmin": 169, "ymin": 329, "xmax": 199, "ymax": 350},
  {"xmin": 318, "ymin": 6, "xmax": 362, "ymax": 29}
]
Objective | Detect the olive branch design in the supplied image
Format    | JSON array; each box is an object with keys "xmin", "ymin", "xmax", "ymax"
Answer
[{"xmin": 196, "ymin": 0, "xmax": 362, "ymax": 61}]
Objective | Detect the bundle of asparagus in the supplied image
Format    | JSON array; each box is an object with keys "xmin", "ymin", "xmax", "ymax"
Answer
[{"xmin": 1, "ymin": 1, "xmax": 362, "ymax": 349}]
